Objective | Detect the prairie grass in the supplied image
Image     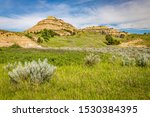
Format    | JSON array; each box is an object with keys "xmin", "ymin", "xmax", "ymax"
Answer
[{"xmin": 0, "ymin": 47, "xmax": 150, "ymax": 100}]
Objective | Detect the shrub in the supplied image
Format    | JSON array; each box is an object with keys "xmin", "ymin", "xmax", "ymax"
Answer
[
  {"xmin": 120, "ymin": 34, "xmax": 125, "ymax": 38},
  {"xmin": 25, "ymin": 33, "xmax": 33, "ymax": 39},
  {"xmin": 28, "ymin": 29, "xmax": 58, "ymax": 43},
  {"xmin": 38, "ymin": 29, "xmax": 57, "ymax": 42},
  {"xmin": 84, "ymin": 53, "xmax": 100, "ymax": 66},
  {"xmin": 105, "ymin": 35, "xmax": 120, "ymax": 45},
  {"xmin": 136, "ymin": 54, "xmax": 149, "ymax": 67},
  {"xmin": 121, "ymin": 55, "xmax": 135, "ymax": 66},
  {"xmin": 37, "ymin": 37, "xmax": 44, "ymax": 43},
  {"xmin": 5, "ymin": 59, "xmax": 56, "ymax": 84},
  {"xmin": 9, "ymin": 43, "xmax": 21, "ymax": 48},
  {"xmin": 105, "ymin": 35, "xmax": 113, "ymax": 45}
]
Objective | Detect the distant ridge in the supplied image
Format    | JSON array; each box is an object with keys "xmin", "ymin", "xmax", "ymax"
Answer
[{"xmin": 81, "ymin": 26, "xmax": 128, "ymax": 38}]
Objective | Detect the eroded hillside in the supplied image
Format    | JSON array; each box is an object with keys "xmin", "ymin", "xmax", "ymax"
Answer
[{"xmin": 0, "ymin": 30, "xmax": 41, "ymax": 48}]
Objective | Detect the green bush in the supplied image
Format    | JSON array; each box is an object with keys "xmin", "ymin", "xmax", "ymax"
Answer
[
  {"xmin": 37, "ymin": 37, "xmax": 44, "ymax": 43},
  {"xmin": 5, "ymin": 59, "xmax": 56, "ymax": 84},
  {"xmin": 136, "ymin": 54, "xmax": 149, "ymax": 67},
  {"xmin": 25, "ymin": 33, "xmax": 33, "ymax": 39},
  {"xmin": 38, "ymin": 29, "xmax": 57, "ymax": 42},
  {"xmin": 9, "ymin": 43, "xmax": 21, "ymax": 48},
  {"xmin": 105, "ymin": 35, "xmax": 120, "ymax": 45},
  {"xmin": 120, "ymin": 34, "xmax": 125, "ymax": 38},
  {"xmin": 84, "ymin": 53, "xmax": 100, "ymax": 66}
]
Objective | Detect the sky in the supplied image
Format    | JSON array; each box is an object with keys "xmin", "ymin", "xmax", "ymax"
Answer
[{"xmin": 0, "ymin": 0, "xmax": 150, "ymax": 34}]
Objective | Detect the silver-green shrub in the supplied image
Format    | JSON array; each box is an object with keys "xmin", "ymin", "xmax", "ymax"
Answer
[
  {"xmin": 121, "ymin": 55, "xmax": 135, "ymax": 66},
  {"xmin": 136, "ymin": 54, "xmax": 149, "ymax": 67},
  {"xmin": 6, "ymin": 59, "xmax": 56, "ymax": 84},
  {"xmin": 84, "ymin": 53, "xmax": 100, "ymax": 66}
]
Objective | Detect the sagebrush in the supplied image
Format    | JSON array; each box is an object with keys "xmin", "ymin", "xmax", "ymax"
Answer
[
  {"xmin": 84, "ymin": 53, "xmax": 100, "ymax": 66},
  {"xmin": 5, "ymin": 59, "xmax": 56, "ymax": 84},
  {"xmin": 136, "ymin": 54, "xmax": 149, "ymax": 67}
]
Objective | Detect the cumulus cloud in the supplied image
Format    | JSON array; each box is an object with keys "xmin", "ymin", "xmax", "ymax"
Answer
[{"xmin": 0, "ymin": 0, "xmax": 150, "ymax": 31}]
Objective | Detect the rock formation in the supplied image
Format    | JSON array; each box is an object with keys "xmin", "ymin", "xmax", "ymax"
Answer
[
  {"xmin": 26, "ymin": 16, "xmax": 77, "ymax": 36},
  {"xmin": 81, "ymin": 26, "xmax": 128, "ymax": 38}
]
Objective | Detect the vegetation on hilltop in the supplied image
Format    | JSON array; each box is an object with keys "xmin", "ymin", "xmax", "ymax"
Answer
[{"xmin": 25, "ymin": 29, "xmax": 58, "ymax": 43}]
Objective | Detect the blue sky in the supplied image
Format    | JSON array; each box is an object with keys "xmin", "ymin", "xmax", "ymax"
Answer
[{"xmin": 0, "ymin": 0, "xmax": 150, "ymax": 34}]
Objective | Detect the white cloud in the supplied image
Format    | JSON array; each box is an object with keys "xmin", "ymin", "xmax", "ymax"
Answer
[
  {"xmin": 0, "ymin": 15, "xmax": 44, "ymax": 31},
  {"xmin": 0, "ymin": 0, "xmax": 150, "ymax": 31},
  {"xmin": 64, "ymin": 0, "xmax": 150, "ymax": 29}
]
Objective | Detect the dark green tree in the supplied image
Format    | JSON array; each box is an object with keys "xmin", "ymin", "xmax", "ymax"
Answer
[{"xmin": 105, "ymin": 35, "xmax": 113, "ymax": 45}]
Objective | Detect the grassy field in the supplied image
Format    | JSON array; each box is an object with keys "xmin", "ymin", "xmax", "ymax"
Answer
[
  {"xmin": 41, "ymin": 32, "xmax": 107, "ymax": 47},
  {"xmin": 0, "ymin": 47, "xmax": 150, "ymax": 100}
]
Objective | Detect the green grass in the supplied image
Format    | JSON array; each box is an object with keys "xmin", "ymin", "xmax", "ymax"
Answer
[
  {"xmin": 41, "ymin": 32, "xmax": 107, "ymax": 48},
  {"xmin": 0, "ymin": 47, "xmax": 150, "ymax": 100},
  {"xmin": 0, "ymin": 48, "xmax": 85, "ymax": 66},
  {"xmin": 125, "ymin": 34, "xmax": 150, "ymax": 47}
]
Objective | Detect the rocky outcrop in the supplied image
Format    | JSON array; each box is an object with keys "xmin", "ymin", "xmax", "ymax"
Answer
[
  {"xmin": 0, "ymin": 30, "xmax": 41, "ymax": 48},
  {"xmin": 26, "ymin": 16, "xmax": 77, "ymax": 36},
  {"xmin": 81, "ymin": 26, "xmax": 128, "ymax": 38}
]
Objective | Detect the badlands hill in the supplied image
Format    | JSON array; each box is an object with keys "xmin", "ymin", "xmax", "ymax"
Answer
[
  {"xmin": 0, "ymin": 30, "xmax": 41, "ymax": 48},
  {"xmin": 26, "ymin": 16, "xmax": 77, "ymax": 36}
]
